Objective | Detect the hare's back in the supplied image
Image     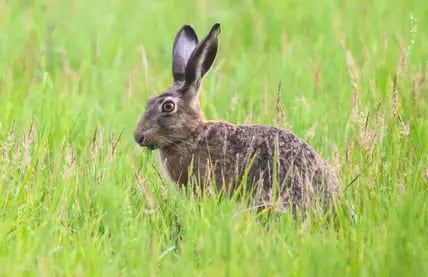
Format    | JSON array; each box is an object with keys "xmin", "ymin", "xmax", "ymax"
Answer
[{"xmin": 203, "ymin": 122, "xmax": 317, "ymax": 161}]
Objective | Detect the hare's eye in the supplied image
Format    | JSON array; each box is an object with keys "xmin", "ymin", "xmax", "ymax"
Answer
[{"xmin": 161, "ymin": 100, "xmax": 175, "ymax": 113}]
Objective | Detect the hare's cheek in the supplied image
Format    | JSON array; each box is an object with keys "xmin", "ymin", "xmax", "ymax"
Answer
[
  {"xmin": 157, "ymin": 118, "xmax": 168, "ymax": 131},
  {"xmin": 158, "ymin": 116, "xmax": 177, "ymax": 130}
]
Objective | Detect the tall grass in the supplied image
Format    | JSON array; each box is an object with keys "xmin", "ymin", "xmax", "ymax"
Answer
[{"xmin": 0, "ymin": 0, "xmax": 427, "ymax": 275}]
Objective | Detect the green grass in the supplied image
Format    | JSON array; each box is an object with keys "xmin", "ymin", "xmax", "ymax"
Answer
[{"xmin": 1, "ymin": 0, "xmax": 427, "ymax": 276}]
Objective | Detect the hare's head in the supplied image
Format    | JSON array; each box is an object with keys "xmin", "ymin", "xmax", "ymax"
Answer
[{"xmin": 134, "ymin": 24, "xmax": 220, "ymax": 149}]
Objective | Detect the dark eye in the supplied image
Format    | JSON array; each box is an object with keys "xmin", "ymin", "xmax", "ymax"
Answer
[{"xmin": 161, "ymin": 100, "xmax": 175, "ymax": 113}]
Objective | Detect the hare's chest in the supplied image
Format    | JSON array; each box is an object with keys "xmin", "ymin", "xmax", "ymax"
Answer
[
  {"xmin": 158, "ymin": 148, "xmax": 194, "ymax": 185},
  {"xmin": 158, "ymin": 145, "xmax": 212, "ymax": 186}
]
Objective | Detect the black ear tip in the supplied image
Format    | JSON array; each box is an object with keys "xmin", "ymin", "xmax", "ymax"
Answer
[
  {"xmin": 180, "ymin": 25, "xmax": 198, "ymax": 39},
  {"xmin": 182, "ymin": 25, "xmax": 194, "ymax": 32},
  {"xmin": 209, "ymin": 23, "xmax": 221, "ymax": 37}
]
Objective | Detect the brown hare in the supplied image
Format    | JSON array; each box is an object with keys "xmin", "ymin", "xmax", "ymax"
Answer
[{"xmin": 134, "ymin": 23, "xmax": 339, "ymax": 212}]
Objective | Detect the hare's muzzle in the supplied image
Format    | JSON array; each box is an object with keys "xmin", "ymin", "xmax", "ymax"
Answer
[
  {"xmin": 134, "ymin": 128, "xmax": 159, "ymax": 150},
  {"xmin": 134, "ymin": 131, "xmax": 145, "ymax": 146}
]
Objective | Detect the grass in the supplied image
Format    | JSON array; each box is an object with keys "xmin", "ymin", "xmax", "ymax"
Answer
[{"xmin": 0, "ymin": 0, "xmax": 427, "ymax": 276}]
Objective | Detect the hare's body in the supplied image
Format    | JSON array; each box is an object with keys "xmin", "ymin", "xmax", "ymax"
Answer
[
  {"xmin": 134, "ymin": 24, "xmax": 339, "ymax": 211},
  {"xmin": 159, "ymin": 121, "xmax": 338, "ymax": 209}
]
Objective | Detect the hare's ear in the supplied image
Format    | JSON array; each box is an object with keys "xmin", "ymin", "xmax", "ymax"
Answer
[
  {"xmin": 172, "ymin": 25, "xmax": 198, "ymax": 84},
  {"xmin": 184, "ymin": 23, "xmax": 220, "ymax": 89}
]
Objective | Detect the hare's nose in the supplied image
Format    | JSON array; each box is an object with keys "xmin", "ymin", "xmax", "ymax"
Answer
[{"xmin": 134, "ymin": 132, "xmax": 145, "ymax": 145}]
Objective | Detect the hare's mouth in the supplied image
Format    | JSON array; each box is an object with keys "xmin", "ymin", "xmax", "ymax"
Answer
[{"xmin": 135, "ymin": 139, "xmax": 158, "ymax": 150}]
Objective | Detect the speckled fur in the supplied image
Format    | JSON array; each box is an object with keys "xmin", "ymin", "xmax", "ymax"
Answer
[
  {"xmin": 159, "ymin": 121, "xmax": 339, "ymax": 210},
  {"xmin": 134, "ymin": 24, "xmax": 339, "ymax": 212}
]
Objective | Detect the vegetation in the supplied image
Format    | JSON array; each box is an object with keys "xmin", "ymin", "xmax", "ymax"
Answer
[{"xmin": 0, "ymin": 0, "xmax": 427, "ymax": 275}]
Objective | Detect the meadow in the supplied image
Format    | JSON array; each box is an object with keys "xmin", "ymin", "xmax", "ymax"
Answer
[{"xmin": 0, "ymin": 0, "xmax": 427, "ymax": 276}]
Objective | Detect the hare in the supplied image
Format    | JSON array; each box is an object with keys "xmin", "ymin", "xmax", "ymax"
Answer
[{"xmin": 134, "ymin": 23, "xmax": 339, "ymax": 212}]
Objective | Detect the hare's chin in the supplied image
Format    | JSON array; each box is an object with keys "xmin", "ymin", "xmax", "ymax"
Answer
[
  {"xmin": 137, "ymin": 142, "xmax": 158, "ymax": 150},
  {"xmin": 146, "ymin": 144, "xmax": 158, "ymax": 150}
]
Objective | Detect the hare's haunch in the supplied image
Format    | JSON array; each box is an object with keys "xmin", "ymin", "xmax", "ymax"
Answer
[{"xmin": 134, "ymin": 24, "xmax": 339, "ymax": 211}]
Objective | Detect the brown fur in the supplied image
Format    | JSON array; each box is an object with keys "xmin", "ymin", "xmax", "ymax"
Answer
[{"xmin": 134, "ymin": 24, "xmax": 339, "ymax": 212}]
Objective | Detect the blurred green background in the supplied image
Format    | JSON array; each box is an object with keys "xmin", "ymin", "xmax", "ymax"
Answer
[{"xmin": 0, "ymin": 0, "xmax": 427, "ymax": 276}]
